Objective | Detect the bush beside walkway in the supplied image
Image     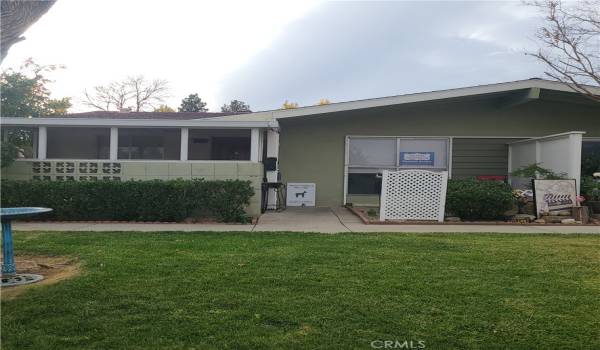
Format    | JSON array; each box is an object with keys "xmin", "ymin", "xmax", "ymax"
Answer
[{"xmin": 1, "ymin": 179, "xmax": 254, "ymax": 222}]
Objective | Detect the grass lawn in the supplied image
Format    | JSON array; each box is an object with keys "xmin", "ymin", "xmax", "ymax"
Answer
[{"xmin": 1, "ymin": 231, "xmax": 599, "ymax": 349}]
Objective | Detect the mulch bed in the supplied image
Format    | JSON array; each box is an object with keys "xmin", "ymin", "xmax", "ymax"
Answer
[{"xmin": 347, "ymin": 206, "xmax": 600, "ymax": 226}]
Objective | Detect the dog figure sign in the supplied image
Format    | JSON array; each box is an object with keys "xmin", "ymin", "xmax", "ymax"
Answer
[{"xmin": 286, "ymin": 183, "xmax": 316, "ymax": 207}]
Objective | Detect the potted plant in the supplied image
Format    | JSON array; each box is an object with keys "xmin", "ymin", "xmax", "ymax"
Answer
[
  {"xmin": 512, "ymin": 189, "xmax": 533, "ymax": 214},
  {"xmin": 510, "ymin": 164, "xmax": 565, "ymax": 215},
  {"xmin": 510, "ymin": 163, "xmax": 567, "ymax": 188}
]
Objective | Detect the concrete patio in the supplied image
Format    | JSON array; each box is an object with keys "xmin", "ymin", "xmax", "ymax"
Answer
[{"xmin": 11, "ymin": 207, "xmax": 600, "ymax": 234}]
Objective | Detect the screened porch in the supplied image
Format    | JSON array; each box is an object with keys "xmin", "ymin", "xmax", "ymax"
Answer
[{"xmin": 2, "ymin": 126, "xmax": 262, "ymax": 162}]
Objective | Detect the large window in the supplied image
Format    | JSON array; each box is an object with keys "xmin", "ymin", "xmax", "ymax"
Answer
[
  {"xmin": 1, "ymin": 127, "xmax": 38, "ymax": 159},
  {"xmin": 188, "ymin": 129, "xmax": 250, "ymax": 160},
  {"xmin": 582, "ymin": 140, "xmax": 600, "ymax": 177},
  {"xmin": 118, "ymin": 128, "xmax": 180, "ymax": 160},
  {"xmin": 47, "ymin": 127, "xmax": 110, "ymax": 159},
  {"xmin": 347, "ymin": 137, "xmax": 449, "ymax": 195}
]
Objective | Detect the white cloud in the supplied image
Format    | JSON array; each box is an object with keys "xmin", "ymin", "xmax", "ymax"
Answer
[
  {"xmin": 215, "ymin": 2, "xmax": 547, "ymax": 110},
  {"xmin": 1, "ymin": 0, "xmax": 320, "ymax": 111},
  {"xmin": 2, "ymin": 1, "xmax": 548, "ymax": 112}
]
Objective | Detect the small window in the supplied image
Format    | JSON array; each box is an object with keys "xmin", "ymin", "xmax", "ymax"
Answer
[
  {"xmin": 349, "ymin": 138, "xmax": 396, "ymax": 167},
  {"xmin": 398, "ymin": 138, "xmax": 448, "ymax": 169},
  {"xmin": 348, "ymin": 173, "xmax": 382, "ymax": 195}
]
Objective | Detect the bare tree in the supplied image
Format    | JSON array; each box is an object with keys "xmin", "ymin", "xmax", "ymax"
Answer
[
  {"xmin": 82, "ymin": 76, "xmax": 170, "ymax": 111},
  {"xmin": 127, "ymin": 76, "xmax": 170, "ymax": 112},
  {"xmin": 83, "ymin": 82, "xmax": 130, "ymax": 111},
  {"xmin": 528, "ymin": 0, "xmax": 600, "ymax": 101},
  {"xmin": 1, "ymin": 0, "xmax": 56, "ymax": 62}
]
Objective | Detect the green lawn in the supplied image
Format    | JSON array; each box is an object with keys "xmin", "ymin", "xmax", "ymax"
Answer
[{"xmin": 2, "ymin": 231, "xmax": 599, "ymax": 350}]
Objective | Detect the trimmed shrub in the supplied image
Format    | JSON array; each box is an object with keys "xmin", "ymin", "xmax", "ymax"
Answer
[
  {"xmin": 445, "ymin": 179, "xmax": 515, "ymax": 220},
  {"xmin": 0, "ymin": 179, "xmax": 254, "ymax": 222}
]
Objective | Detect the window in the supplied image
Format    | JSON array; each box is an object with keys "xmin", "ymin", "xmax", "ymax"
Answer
[
  {"xmin": 349, "ymin": 138, "xmax": 396, "ymax": 167},
  {"xmin": 118, "ymin": 128, "xmax": 180, "ymax": 160},
  {"xmin": 398, "ymin": 138, "xmax": 448, "ymax": 169},
  {"xmin": 348, "ymin": 173, "xmax": 383, "ymax": 195},
  {"xmin": 347, "ymin": 137, "xmax": 449, "ymax": 195},
  {"xmin": 1, "ymin": 127, "xmax": 38, "ymax": 159},
  {"xmin": 188, "ymin": 129, "xmax": 251, "ymax": 160},
  {"xmin": 47, "ymin": 127, "xmax": 110, "ymax": 159},
  {"xmin": 582, "ymin": 140, "xmax": 600, "ymax": 177}
]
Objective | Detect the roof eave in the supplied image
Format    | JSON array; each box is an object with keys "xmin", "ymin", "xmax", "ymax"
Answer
[
  {"xmin": 0, "ymin": 117, "xmax": 271, "ymax": 128},
  {"xmin": 271, "ymin": 79, "xmax": 600, "ymax": 120}
]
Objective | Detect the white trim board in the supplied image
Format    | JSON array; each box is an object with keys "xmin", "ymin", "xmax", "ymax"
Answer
[
  {"xmin": 0, "ymin": 118, "xmax": 271, "ymax": 128},
  {"xmin": 508, "ymin": 131, "xmax": 586, "ymax": 145}
]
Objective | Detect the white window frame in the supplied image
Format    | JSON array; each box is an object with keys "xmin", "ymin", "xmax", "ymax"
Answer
[{"xmin": 344, "ymin": 136, "xmax": 451, "ymax": 203}]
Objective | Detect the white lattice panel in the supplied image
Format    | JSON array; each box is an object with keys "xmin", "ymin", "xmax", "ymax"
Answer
[{"xmin": 379, "ymin": 170, "xmax": 448, "ymax": 222}]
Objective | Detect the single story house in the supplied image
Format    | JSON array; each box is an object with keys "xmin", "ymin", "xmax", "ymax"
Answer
[{"xmin": 2, "ymin": 78, "xmax": 599, "ymax": 215}]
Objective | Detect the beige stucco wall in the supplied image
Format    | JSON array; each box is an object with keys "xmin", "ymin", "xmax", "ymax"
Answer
[
  {"xmin": 278, "ymin": 97, "xmax": 600, "ymax": 207},
  {"xmin": 1, "ymin": 160, "xmax": 263, "ymax": 216}
]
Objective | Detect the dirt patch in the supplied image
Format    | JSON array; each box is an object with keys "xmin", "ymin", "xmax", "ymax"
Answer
[{"xmin": 1, "ymin": 255, "xmax": 81, "ymax": 300}]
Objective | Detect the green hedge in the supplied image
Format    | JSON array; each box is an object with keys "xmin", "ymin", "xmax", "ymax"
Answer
[
  {"xmin": 0, "ymin": 179, "xmax": 254, "ymax": 222},
  {"xmin": 445, "ymin": 179, "xmax": 515, "ymax": 220}
]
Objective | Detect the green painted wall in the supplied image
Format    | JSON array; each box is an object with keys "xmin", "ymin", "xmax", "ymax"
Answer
[{"xmin": 278, "ymin": 97, "xmax": 600, "ymax": 207}]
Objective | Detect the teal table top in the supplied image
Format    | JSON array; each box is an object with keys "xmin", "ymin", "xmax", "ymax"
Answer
[{"xmin": 1, "ymin": 207, "xmax": 53, "ymax": 221}]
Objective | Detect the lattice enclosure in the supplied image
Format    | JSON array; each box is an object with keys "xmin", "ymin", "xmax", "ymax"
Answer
[{"xmin": 379, "ymin": 170, "xmax": 448, "ymax": 222}]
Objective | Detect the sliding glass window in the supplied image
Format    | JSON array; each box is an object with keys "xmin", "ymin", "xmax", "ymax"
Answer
[{"xmin": 347, "ymin": 136, "xmax": 449, "ymax": 195}]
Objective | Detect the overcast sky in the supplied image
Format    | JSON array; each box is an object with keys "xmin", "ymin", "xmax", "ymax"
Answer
[{"xmin": 1, "ymin": 0, "xmax": 547, "ymax": 112}]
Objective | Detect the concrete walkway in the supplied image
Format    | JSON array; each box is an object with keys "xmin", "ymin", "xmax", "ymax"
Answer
[{"xmin": 12, "ymin": 207, "xmax": 600, "ymax": 234}]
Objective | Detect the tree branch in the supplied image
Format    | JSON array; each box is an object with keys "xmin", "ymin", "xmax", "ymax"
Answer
[
  {"xmin": 1, "ymin": 0, "xmax": 57, "ymax": 62},
  {"xmin": 527, "ymin": 0, "xmax": 600, "ymax": 101}
]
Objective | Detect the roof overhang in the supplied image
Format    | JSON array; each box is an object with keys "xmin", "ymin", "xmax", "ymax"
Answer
[
  {"xmin": 269, "ymin": 79, "xmax": 600, "ymax": 120},
  {"xmin": 0, "ymin": 117, "xmax": 272, "ymax": 128}
]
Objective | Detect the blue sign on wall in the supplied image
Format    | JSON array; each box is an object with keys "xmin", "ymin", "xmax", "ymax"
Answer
[{"xmin": 399, "ymin": 152, "xmax": 435, "ymax": 166}]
